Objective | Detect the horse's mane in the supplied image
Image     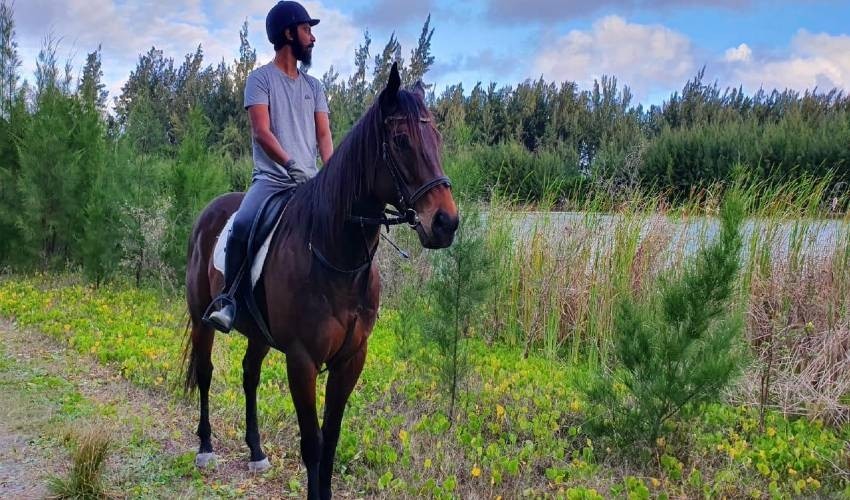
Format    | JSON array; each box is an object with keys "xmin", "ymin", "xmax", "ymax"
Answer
[{"xmin": 282, "ymin": 88, "xmax": 430, "ymax": 245}]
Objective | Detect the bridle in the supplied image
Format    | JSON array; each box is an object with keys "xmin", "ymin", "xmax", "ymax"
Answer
[
  {"xmin": 347, "ymin": 115, "xmax": 452, "ymax": 229},
  {"xmin": 309, "ymin": 114, "xmax": 451, "ymax": 274}
]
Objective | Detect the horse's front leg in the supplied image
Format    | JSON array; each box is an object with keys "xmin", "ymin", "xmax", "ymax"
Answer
[
  {"xmin": 243, "ymin": 337, "xmax": 271, "ymax": 471},
  {"xmin": 286, "ymin": 345, "xmax": 322, "ymax": 499},
  {"xmin": 320, "ymin": 345, "xmax": 367, "ymax": 500}
]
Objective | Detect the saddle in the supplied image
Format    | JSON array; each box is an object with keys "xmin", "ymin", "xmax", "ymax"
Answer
[{"xmin": 212, "ymin": 188, "xmax": 294, "ymax": 345}]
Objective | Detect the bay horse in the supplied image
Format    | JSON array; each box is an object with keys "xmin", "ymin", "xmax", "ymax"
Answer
[{"xmin": 183, "ymin": 63, "xmax": 458, "ymax": 499}]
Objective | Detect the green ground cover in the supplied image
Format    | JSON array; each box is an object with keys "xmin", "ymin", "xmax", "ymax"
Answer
[{"xmin": 1, "ymin": 275, "xmax": 847, "ymax": 498}]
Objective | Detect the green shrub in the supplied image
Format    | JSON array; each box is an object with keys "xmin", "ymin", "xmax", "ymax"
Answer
[
  {"xmin": 585, "ymin": 191, "xmax": 747, "ymax": 444},
  {"xmin": 444, "ymin": 142, "xmax": 581, "ymax": 205},
  {"xmin": 423, "ymin": 203, "xmax": 496, "ymax": 420}
]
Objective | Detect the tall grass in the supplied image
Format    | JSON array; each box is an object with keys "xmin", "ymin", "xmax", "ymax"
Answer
[
  {"xmin": 384, "ymin": 172, "xmax": 850, "ymax": 424},
  {"xmin": 47, "ymin": 426, "xmax": 112, "ymax": 499}
]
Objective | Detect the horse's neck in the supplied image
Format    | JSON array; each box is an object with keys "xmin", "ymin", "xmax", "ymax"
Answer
[{"xmin": 314, "ymin": 195, "xmax": 383, "ymax": 272}]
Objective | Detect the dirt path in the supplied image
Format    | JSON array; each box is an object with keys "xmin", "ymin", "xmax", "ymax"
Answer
[{"xmin": 0, "ymin": 319, "xmax": 324, "ymax": 499}]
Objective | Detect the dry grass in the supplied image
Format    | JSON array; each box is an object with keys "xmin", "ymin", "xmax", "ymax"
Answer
[
  {"xmin": 737, "ymin": 249, "xmax": 850, "ymax": 427},
  {"xmin": 47, "ymin": 425, "xmax": 112, "ymax": 499}
]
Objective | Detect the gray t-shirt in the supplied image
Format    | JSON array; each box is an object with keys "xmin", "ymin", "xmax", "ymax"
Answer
[{"xmin": 244, "ymin": 63, "xmax": 329, "ymax": 186}]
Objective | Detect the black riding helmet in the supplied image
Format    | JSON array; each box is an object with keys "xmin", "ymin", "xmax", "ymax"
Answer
[{"xmin": 266, "ymin": 1, "xmax": 320, "ymax": 50}]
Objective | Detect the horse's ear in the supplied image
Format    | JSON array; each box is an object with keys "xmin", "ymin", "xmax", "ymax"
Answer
[
  {"xmin": 388, "ymin": 62, "xmax": 401, "ymax": 94},
  {"xmin": 412, "ymin": 80, "xmax": 426, "ymax": 101},
  {"xmin": 379, "ymin": 62, "xmax": 401, "ymax": 115}
]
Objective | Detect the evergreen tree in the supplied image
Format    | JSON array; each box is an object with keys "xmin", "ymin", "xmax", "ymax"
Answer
[
  {"xmin": 371, "ymin": 33, "xmax": 402, "ymax": 97},
  {"xmin": 226, "ymin": 20, "xmax": 257, "ymax": 158},
  {"xmin": 162, "ymin": 105, "xmax": 229, "ymax": 278},
  {"xmin": 234, "ymin": 21, "xmax": 256, "ymax": 89},
  {"xmin": 78, "ymin": 145, "xmax": 121, "ymax": 286},
  {"xmin": 34, "ymin": 34, "xmax": 60, "ymax": 97},
  {"xmin": 74, "ymin": 78, "xmax": 117, "ymax": 284},
  {"xmin": 115, "ymin": 47, "xmax": 176, "ymax": 153},
  {"xmin": 402, "ymin": 15, "xmax": 434, "ymax": 87},
  {"xmin": 424, "ymin": 204, "xmax": 495, "ymax": 421},
  {"xmin": 0, "ymin": 86, "xmax": 25, "ymax": 265},
  {"xmin": 17, "ymin": 80, "xmax": 83, "ymax": 264},
  {"xmin": 0, "ymin": 0, "xmax": 21, "ymax": 264},
  {"xmin": 79, "ymin": 45, "xmax": 107, "ymax": 111},
  {"xmin": 0, "ymin": 0, "xmax": 20, "ymax": 118},
  {"xmin": 585, "ymin": 192, "xmax": 747, "ymax": 445}
]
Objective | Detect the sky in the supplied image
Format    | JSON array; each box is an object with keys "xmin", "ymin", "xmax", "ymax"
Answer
[{"xmin": 10, "ymin": 0, "xmax": 850, "ymax": 107}]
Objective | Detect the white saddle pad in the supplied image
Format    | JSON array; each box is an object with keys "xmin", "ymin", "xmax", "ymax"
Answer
[{"xmin": 212, "ymin": 210, "xmax": 284, "ymax": 288}]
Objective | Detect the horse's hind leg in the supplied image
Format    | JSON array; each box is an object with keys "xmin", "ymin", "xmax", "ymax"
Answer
[
  {"xmin": 189, "ymin": 322, "xmax": 217, "ymax": 467},
  {"xmin": 243, "ymin": 337, "xmax": 271, "ymax": 472},
  {"xmin": 320, "ymin": 346, "xmax": 367, "ymax": 500}
]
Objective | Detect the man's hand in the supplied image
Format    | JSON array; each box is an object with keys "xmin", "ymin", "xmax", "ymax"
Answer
[{"xmin": 283, "ymin": 159, "xmax": 309, "ymax": 185}]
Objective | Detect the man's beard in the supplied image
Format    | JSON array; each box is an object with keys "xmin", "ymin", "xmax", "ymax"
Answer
[{"xmin": 292, "ymin": 40, "xmax": 313, "ymax": 68}]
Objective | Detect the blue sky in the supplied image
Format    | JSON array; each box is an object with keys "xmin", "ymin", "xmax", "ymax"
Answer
[{"xmin": 12, "ymin": 0, "xmax": 850, "ymax": 107}]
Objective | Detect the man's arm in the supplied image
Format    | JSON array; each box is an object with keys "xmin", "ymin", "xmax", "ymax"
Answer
[
  {"xmin": 248, "ymin": 104, "xmax": 291, "ymax": 166},
  {"xmin": 315, "ymin": 111, "xmax": 333, "ymax": 165}
]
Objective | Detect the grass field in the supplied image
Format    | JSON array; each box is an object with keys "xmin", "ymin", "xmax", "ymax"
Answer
[{"xmin": 1, "ymin": 274, "xmax": 848, "ymax": 498}]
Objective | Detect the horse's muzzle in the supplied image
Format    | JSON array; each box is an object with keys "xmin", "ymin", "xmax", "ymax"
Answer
[{"xmin": 422, "ymin": 208, "xmax": 458, "ymax": 249}]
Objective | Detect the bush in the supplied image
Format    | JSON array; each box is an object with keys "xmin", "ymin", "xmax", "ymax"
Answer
[
  {"xmin": 446, "ymin": 142, "xmax": 581, "ymax": 205},
  {"xmin": 585, "ymin": 191, "xmax": 747, "ymax": 444},
  {"xmin": 642, "ymin": 113, "xmax": 850, "ymax": 197}
]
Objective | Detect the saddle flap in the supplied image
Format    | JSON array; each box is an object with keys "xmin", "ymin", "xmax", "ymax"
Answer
[{"xmin": 212, "ymin": 211, "xmax": 284, "ymax": 289}]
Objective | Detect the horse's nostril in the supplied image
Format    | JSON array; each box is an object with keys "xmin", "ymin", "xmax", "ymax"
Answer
[{"xmin": 434, "ymin": 210, "xmax": 458, "ymax": 234}]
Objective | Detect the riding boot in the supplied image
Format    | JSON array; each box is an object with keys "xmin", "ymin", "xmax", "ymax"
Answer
[{"xmin": 204, "ymin": 232, "xmax": 248, "ymax": 333}]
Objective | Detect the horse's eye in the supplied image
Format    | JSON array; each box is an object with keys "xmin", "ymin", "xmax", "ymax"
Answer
[{"xmin": 393, "ymin": 135, "xmax": 410, "ymax": 150}]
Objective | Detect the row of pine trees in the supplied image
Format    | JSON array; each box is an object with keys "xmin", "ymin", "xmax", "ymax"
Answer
[{"xmin": 1, "ymin": 1, "xmax": 848, "ymax": 284}]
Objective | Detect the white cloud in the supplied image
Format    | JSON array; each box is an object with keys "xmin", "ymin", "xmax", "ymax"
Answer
[
  {"xmin": 726, "ymin": 30, "xmax": 850, "ymax": 92},
  {"xmin": 13, "ymin": 0, "xmax": 360, "ymax": 107},
  {"xmin": 533, "ymin": 16, "xmax": 695, "ymax": 101},
  {"xmin": 486, "ymin": 0, "xmax": 758, "ymax": 23},
  {"xmin": 723, "ymin": 43, "xmax": 752, "ymax": 63}
]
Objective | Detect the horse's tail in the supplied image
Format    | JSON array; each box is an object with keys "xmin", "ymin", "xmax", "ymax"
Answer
[
  {"xmin": 181, "ymin": 315, "xmax": 198, "ymax": 393},
  {"xmin": 181, "ymin": 192, "xmax": 240, "ymax": 395}
]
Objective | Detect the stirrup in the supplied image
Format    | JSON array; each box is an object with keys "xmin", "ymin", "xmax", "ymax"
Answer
[{"xmin": 202, "ymin": 295, "xmax": 236, "ymax": 333}]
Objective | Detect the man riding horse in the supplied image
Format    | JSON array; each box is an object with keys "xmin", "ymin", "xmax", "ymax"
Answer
[{"xmin": 205, "ymin": 0, "xmax": 333, "ymax": 332}]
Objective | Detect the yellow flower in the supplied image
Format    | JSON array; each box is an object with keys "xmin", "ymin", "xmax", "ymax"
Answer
[
  {"xmin": 650, "ymin": 477, "xmax": 661, "ymax": 488},
  {"xmin": 656, "ymin": 436, "xmax": 666, "ymax": 448},
  {"xmin": 471, "ymin": 465, "xmax": 481, "ymax": 478},
  {"xmin": 569, "ymin": 399, "xmax": 581, "ymax": 412},
  {"xmin": 788, "ymin": 467, "xmax": 797, "ymax": 476},
  {"xmin": 766, "ymin": 427, "xmax": 776, "ymax": 437},
  {"xmin": 398, "ymin": 429, "xmax": 409, "ymax": 445},
  {"xmin": 496, "ymin": 404, "xmax": 506, "ymax": 420}
]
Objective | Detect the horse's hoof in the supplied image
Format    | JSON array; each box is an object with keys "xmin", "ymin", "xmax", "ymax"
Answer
[
  {"xmin": 248, "ymin": 457, "xmax": 271, "ymax": 473},
  {"xmin": 195, "ymin": 452, "xmax": 217, "ymax": 468}
]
